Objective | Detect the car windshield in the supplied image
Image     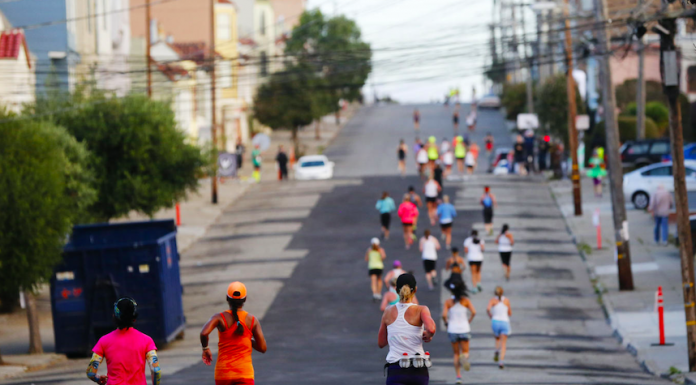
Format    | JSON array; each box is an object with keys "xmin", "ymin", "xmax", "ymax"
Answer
[
  {"xmin": 301, "ymin": 161, "xmax": 325, "ymax": 167},
  {"xmin": 642, "ymin": 166, "xmax": 672, "ymax": 177}
]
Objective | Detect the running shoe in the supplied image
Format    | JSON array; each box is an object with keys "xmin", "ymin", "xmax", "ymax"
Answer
[
  {"xmin": 461, "ymin": 355, "xmax": 470, "ymax": 371},
  {"xmin": 477, "ymin": 283, "xmax": 482, "ymax": 292},
  {"xmin": 494, "ymin": 351, "xmax": 499, "ymax": 362},
  {"xmin": 470, "ymin": 287, "xmax": 478, "ymax": 294},
  {"xmin": 499, "ymin": 362, "xmax": 504, "ymax": 370},
  {"xmin": 456, "ymin": 377, "xmax": 462, "ymax": 384}
]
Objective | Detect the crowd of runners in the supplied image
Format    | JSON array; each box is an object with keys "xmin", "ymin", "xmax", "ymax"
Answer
[{"xmin": 374, "ymin": 104, "xmax": 517, "ymax": 385}]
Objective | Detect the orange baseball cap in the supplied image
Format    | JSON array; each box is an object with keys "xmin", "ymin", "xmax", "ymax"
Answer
[{"xmin": 227, "ymin": 282, "xmax": 247, "ymax": 299}]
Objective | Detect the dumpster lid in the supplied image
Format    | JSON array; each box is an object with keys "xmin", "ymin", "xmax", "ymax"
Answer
[{"xmin": 66, "ymin": 219, "xmax": 177, "ymax": 250}]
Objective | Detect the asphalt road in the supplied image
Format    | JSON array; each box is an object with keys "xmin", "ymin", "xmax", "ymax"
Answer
[
  {"xmin": 172, "ymin": 104, "xmax": 666, "ymax": 384},
  {"xmin": 1, "ymin": 104, "xmax": 667, "ymax": 385}
]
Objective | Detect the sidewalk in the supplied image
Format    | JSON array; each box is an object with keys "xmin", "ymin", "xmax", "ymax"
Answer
[
  {"xmin": 550, "ymin": 176, "xmax": 692, "ymax": 382},
  {"xmin": 0, "ymin": 104, "xmax": 360, "ymax": 381}
]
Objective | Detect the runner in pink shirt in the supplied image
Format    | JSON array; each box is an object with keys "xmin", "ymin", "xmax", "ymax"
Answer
[
  {"xmin": 86, "ymin": 298, "xmax": 161, "ymax": 385},
  {"xmin": 397, "ymin": 194, "xmax": 419, "ymax": 250}
]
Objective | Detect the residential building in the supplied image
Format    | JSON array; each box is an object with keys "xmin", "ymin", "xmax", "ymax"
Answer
[
  {"xmin": 0, "ymin": 0, "xmax": 130, "ymax": 96},
  {"xmin": 269, "ymin": 0, "xmax": 305, "ymax": 37},
  {"xmin": 0, "ymin": 28, "xmax": 36, "ymax": 112}
]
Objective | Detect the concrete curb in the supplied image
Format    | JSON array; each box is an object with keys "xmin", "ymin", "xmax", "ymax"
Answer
[
  {"xmin": 548, "ymin": 181, "xmax": 665, "ymax": 379},
  {"xmin": 0, "ymin": 353, "xmax": 67, "ymax": 380}
]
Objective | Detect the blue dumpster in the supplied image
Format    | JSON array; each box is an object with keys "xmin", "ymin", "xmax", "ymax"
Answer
[{"xmin": 50, "ymin": 219, "xmax": 185, "ymax": 356}]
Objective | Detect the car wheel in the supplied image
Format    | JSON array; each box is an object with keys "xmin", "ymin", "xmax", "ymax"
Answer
[{"xmin": 632, "ymin": 191, "xmax": 650, "ymax": 210}]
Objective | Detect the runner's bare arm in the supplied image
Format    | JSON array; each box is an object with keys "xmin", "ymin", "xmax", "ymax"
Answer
[
  {"xmin": 486, "ymin": 299, "xmax": 495, "ymax": 318},
  {"xmin": 420, "ymin": 306, "xmax": 436, "ymax": 342},
  {"xmin": 378, "ymin": 311, "xmax": 389, "ymax": 348},
  {"xmin": 86, "ymin": 353, "xmax": 106, "ymax": 384},
  {"xmin": 380, "ymin": 247, "xmax": 387, "ymax": 260},
  {"xmin": 251, "ymin": 317, "xmax": 267, "ymax": 353},
  {"xmin": 467, "ymin": 300, "xmax": 477, "ymax": 323},
  {"xmin": 442, "ymin": 300, "xmax": 451, "ymax": 326},
  {"xmin": 505, "ymin": 299, "xmax": 512, "ymax": 316},
  {"xmin": 146, "ymin": 350, "xmax": 161, "ymax": 385},
  {"xmin": 508, "ymin": 232, "xmax": 515, "ymax": 246},
  {"xmin": 200, "ymin": 314, "xmax": 222, "ymax": 365},
  {"xmin": 364, "ymin": 249, "xmax": 370, "ymax": 262}
]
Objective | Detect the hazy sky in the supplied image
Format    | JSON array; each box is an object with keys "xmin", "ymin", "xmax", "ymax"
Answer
[{"xmin": 306, "ymin": 0, "xmax": 495, "ymax": 104}]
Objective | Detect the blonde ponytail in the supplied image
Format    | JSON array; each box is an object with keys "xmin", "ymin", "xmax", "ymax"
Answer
[{"xmin": 399, "ymin": 285, "xmax": 414, "ymax": 302}]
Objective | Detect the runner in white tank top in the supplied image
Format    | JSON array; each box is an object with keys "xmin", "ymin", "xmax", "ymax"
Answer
[
  {"xmin": 423, "ymin": 178, "xmax": 441, "ymax": 226},
  {"xmin": 487, "ymin": 286, "xmax": 512, "ymax": 369},
  {"xmin": 378, "ymin": 274, "xmax": 436, "ymax": 384},
  {"xmin": 419, "ymin": 230, "xmax": 441, "ymax": 290},
  {"xmin": 496, "ymin": 224, "xmax": 514, "ymax": 281},
  {"xmin": 443, "ymin": 282, "xmax": 476, "ymax": 383}
]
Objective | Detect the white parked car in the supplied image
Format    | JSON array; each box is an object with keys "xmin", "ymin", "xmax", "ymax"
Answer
[
  {"xmin": 477, "ymin": 94, "xmax": 501, "ymax": 109},
  {"xmin": 623, "ymin": 160, "xmax": 696, "ymax": 209},
  {"xmin": 294, "ymin": 155, "xmax": 335, "ymax": 180}
]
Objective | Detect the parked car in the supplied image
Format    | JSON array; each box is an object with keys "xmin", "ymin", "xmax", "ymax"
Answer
[
  {"xmin": 623, "ymin": 160, "xmax": 696, "ymax": 209},
  {"xmin": 620, "ymin": 139, "xmax": 670, "ymax": 169},
  {"xmin": 662, "ymin": 143, "xmax": 696, "ymax": 162},
  {"xmin": 294, "ymin": 155, "xmax": 335, "ymax": 180},
  {"xmin": 478, "ymin": 94, "xmax": 501, "ymax": 109}
]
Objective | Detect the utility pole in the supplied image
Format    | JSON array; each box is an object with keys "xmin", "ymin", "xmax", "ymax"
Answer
[
  {"xmin": 210, "ymin": 0, "xmax": 218, "ymax": 204},
  {"xmin": 593, "ymin": 0, "xmax": 634, "ymax": 290},
  {"xmin": 563, "ymin": 0, "xmax": 582, "ymax": 216},
  {"xmin": 145, "ymin": 0, "xmax": 152, "ymax": 98},
  {"xmin": 659, "ymin": 14, "xmax": 696, "ymax": 371},
  {"xmin": 636, "ymin": 0, "xmax": 646, "ymax": 139},
  {"xmin": 520, "ymin": 1, "xmax": 534, "ymax": 113}
]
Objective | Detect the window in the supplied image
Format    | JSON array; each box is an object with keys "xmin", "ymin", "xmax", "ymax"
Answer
[
  {"xmin": 218, "ymin": 61, "xmax": 232, "ymax": 89},
  {"xmin": 260, "ymin": 51, "xmax": 268, "ymax": 77},
  {"xmin": 260, "ymin": 11, "xmax": 266, "ymax": 36},
  {"xmin": 688, "ymin": 66, "xmax": 696, "ymax": 93},
  {"xmin": 217, "ymin": 14, "xmax": 231, "ymax": 40},
  {"xmin": 642, "ymin": 166, "xmax": 672, "ymax": 176},
  {"xmin": 650, "ymin": 142, "xmax": 670, "ymax": 155},
  {"xmin": 626, "ymin": 143, "xmax": 649, "ymax": 155},
  {"xmin": 301, "ymin": 161, "xmax": 325, "ymax": 168},
  {"xmin": 686, "ymin": 167, "xmax": 696, "ymax": 177}
]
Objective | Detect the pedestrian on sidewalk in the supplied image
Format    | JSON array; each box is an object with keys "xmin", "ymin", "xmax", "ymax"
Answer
[
  {"xmin": 378, "ymin": 274, "xmax": 437, "ymax": 385},
  {"xmin": 376, "ymin": 191, "xmax": 396, "ymax": 240},
  {"xmin": 454, "ymin": 136, "xmax": 466, "ymax": 174},
  {"xmin": 275, "ymin": 145, "xmax": 289, "ymax": 181},
  {"xmin": 437, "ymin": 195, "xmax": 457, "ymax": 248},
  {"xmin": 587, "ymin": 149, "xmax": 606, "ymax": 197},
  {"xmin": 480, "ymin": 186, "xmax": 497, "ymax": 235},
  {"xmin": 649, "ymin": 184, "xmax": 673, "ymax": 245},
  {"xmin": 487, "ymin": 286, "xmax": 512, "ymax": 369},
  {"xmin": 251, "ymin": 145, "xmax": 262, "ymax": 183},
  {"xmin": 424, "ymin": 176, "xmax": 442, "ymax": 226},
  {"xmin": 200, "ymin": 282, "xmax": 267, "ymax": 385},
  {"xmin": 398, "ymin": 140, "xmax": 408, "ymax": 177},
  {"xmin": 513, "ymin": 136, "xmax": 526, "ymax": 176},
  {"xmin": 366, "ymin": 238, "xmax": 387, "ymax": 301},
  {"xmin": 443, "ymin": 282, "xmax": 476, "ymax": 384},
  {"xmin": 419, "ymin": 229, "xmax": 441, "ymax": 290},
  {"xmin": 496, "ymin": 224, "xmax": 514, "ymax": 281},
  {"xmin": 538, "ymin": 136, "xmax": 550, "ymax": 171},
  {"xmin": 398, "ymin": 194, "xmax": 419, "ymax": 250},
  {"xmin": 464, "ymin": 230, "xmax": 485, "ymax": 293},
  {"xmin": 87, "ymin": 298, "xmax": 161, "ymax": 385},
  {"xmin": 384, "ymin": 260, "xmax": 406, "ymax": 287},
  {"xmin": 235, "ymin": 137, "xmax": 245, "ymax": 172}
]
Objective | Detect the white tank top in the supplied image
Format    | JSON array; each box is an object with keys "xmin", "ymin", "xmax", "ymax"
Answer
[
  {"xmin": 417, "ymin": 149, "xmax": 429, "ymax": 163},
  {"xmin": 447, "ymin": 300, "xmax": 471, "ymax": 334},
  {"xmin": 421, "ymin": 236, "xmax": 438, "ymax": 261},
  {"xmin": 443, "ymin": 152, "xmax": 454, "ymax": 165},
  {"xmin": 498, "ymin": 233, "xmax": 512, "ymax": 252},
  {"xmin": 424, "ymin": 181, "xmax": 438, "ymax": 198},
  {"xmin": 491, "ymin": 297, "xmax": 510, "ymax": 322},
  {"xmin": 386, "ymin": 303, "xmax": 425, "ymax": 363}
]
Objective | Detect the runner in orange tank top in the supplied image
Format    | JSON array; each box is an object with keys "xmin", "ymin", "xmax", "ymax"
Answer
[{"xmin": 200, "ymin": 282, "xmax": 267, "ymax": 385}]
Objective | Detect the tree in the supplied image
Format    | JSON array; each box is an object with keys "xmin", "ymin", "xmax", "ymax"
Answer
[
  {"xmin": 624, "ymin": 101, "xmax": 670, "ymax": 134},
  {"xmin": 30, "ymin": 91, "xmax": 206, "ymax": 221},
  {"xmin": 254, "ymin": 64, "xmax": 315, "ymax": 151},
  {"xmin": 536, "ymin": 74, "xmax": 585, "ymax": 146},
  {"xmin": 501, "ymin": 82, "xmax": 529, "ymax": 120},
  {"xmin": 284, "ymin": 10, "xmax": 372, "ymax": 123},
  {"xmin": 0, "ymin": 111, "xmax": 95, "ymax": 353}
]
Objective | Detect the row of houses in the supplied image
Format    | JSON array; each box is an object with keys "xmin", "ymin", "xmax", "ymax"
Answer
[{"xmin": 0, "ymin": 0, "xmax": 305, "ymax": 150}]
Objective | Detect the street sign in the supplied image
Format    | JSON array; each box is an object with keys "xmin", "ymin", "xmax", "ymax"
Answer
[
  {"xmin": 517, "ymin": 113, "xmax": 539, "ymax": 130},
  {"xmin": 576, "ymin": 115, "xmax": 590, "ymax": 131},
  {"xmin": 251, "ymin": 133, "xmax": 271, "ymax": 151},
  {"xmin": 218, "ymin": 152, "xmax": 237, "ymax": 177}
]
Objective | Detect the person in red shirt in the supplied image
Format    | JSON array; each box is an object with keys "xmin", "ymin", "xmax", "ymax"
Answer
[
  {"xmin": 87, "ymin": 298, "xmax": 161, "ymax": 385},
  {"xmin": 397, "ymin": 194, "xmax": 419, "ymax": 250}
]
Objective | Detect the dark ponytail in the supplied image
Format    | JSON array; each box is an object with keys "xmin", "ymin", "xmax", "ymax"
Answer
[
  {"xmin": 500, "ymin": 224, "xmax": 509, "ymax": 236},
  {"xmin": 471, "ymin": 229, "xmax": 480, "ymax": 245},
  {"xmin": 227, "ymin": 297, "xmax": 247, "ymax": 335}
]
